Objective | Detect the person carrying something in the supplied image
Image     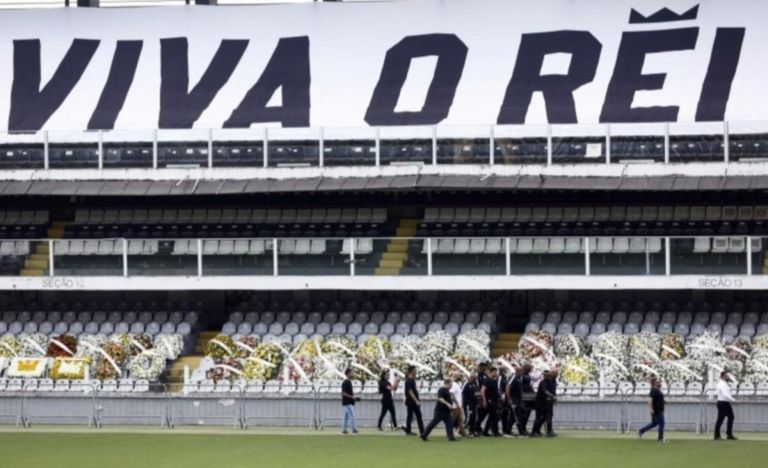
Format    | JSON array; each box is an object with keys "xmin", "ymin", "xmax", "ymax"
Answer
[
  {"xmin": 377, "ymin": 368, "xmax": 400, "ymax": 431},
  {"xmin": 714, "ymin": 371, "xmax": 738, "ymax": 441},
  {"xmin": 499, "ymin": 366, "xmax": 514, "ymax": 436},
  {"xmin": 341, "ymin": 368, "xmax": 361, "ymax": 434},
  {"xmin": 520, "ymin": 364, "xmax": 535, "ymax": 430},
  {"xmin": 450, "ymin": 372, "xmax": 470, "ymax": 437},
  {"xmin": 509, "ymin": 366, "xmax": 528, "ymax": 436},
  {"xmin": 420, "ymin": 378, "xmax": 457, "ymax": 442},
  {"xmin": 475, "ymin": 362, "xmax": 489, "ymax": 431},
  {"xmin": 403, "ymin": 365, "xmax": 424, "ymax": 436},
  {"xmin": 530, "ymin": 369, "xmax": 557, "ymax": 437},
  {"xmin": 638, "ymin": 378, "xmax": 667, "ymax": 443},
  {"xmin": 481, "ymin": 366, "xmax": 501, "ymax": 436},
  {"xmin": 462, "ymin": 372, "xmax": 479, "ymax": 436}
]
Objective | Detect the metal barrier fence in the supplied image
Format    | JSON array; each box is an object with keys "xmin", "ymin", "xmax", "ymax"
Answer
[{"xmin": 1, "ymin": 385, "xmax": 766, "ymax": 434}]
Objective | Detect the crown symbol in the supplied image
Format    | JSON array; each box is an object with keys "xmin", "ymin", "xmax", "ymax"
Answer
[{"xmin": 629, "ymin": 5, "xmax": 699, "ymax": 24}]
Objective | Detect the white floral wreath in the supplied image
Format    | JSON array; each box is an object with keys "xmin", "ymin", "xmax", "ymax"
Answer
[{"xmin": 129, "ymin": 350, "xmax": 166, "ymax": 381}]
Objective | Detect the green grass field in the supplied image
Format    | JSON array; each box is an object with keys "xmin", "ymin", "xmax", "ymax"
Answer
[{"xmin": 0, "ymin": 428, "xmax": 766, "ymax": 468}]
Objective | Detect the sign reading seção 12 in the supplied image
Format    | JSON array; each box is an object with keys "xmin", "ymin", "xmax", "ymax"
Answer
[{"xmin": 0, "ymin": 1, "xmax": 759, "ymax": 131}]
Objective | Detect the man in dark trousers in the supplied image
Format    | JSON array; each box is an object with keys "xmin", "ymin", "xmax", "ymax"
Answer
[
  {"xmin": 462, "ymin": 372, "xmax": 479, "ymax": 436},
  {"xmin": 341, "ymin": 368, "xmax": 361, "ymax": 434},
  {"xmin": 498, "ymin": 366, "xmax": 513, "ymax": 436},
  {"xmin": 638, "ymin": 378, "xmax": 666, "ymax": 443},
  {"xmin": 403, "ymin": 366, "xmax": 424, "ymax": 436},
  {"xmin": 420, "ymin": 378, "xmax": 457, "ymax": 442},
  {"xmin": 530, "ymin": 369, "xmax": 557, "ymax": 437},
  {"xmin": 481, "ymin": 366, "xmax": 501, "ymax": 436},
  {"xmin": 475, "ymin": 362, "xmax": 489, "ymax": 432},
  {"xmin": 377, "ymin": 368, "xmax": 399, "ymax": 431},
  {"xmin": 714, "ymin": 371, "xmax": 737, "ymax": 440},
  {"xmin": 520, "ymin": 364, "xmax": 535, "ymax": 430},
  {"xmin": 509, "ymin": 366, "xmax": 528, "ymax": 436}
]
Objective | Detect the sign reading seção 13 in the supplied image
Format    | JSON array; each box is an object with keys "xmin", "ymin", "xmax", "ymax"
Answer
[{"xmin": 0, "ymin": 1, "xmax": 758, "ymax": 131}]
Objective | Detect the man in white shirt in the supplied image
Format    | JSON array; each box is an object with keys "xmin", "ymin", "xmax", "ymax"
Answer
[
  {"xmin": 450, "ymin": 372, "xmax": 470, "ymax": 437},
  {"xmin": 714, "ymin": 371, "xmax": 737, "ymax": 441}
]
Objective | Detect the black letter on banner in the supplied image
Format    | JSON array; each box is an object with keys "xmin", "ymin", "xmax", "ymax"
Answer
[
  {"xmin": 159, "ymin": 38, "xmax": 249, "ymax": 129},
  {"xmin": 497, "ymin": 31, "xmax": 601, "ymax": 124},
  {"xmin": 224, "ymin": 36, "xmax": 310, "ymax": 128},
  {"xmin": 88, "ymin": 41, "xmax": 143, "ymax": 130},
  {"xmin": 9, "ymin": 39, "xmax": 99, "ymax": 131},
  {"xmin": 600, "ymin": 28, "xmax": 698, "ymax": 123},
  {"xmin": 696, "ymin": 28, "xmax": 745, "ymax": 122},
  {"xmin": 364, "ymin": 34, "xmax": 467, "ymax": 126}
]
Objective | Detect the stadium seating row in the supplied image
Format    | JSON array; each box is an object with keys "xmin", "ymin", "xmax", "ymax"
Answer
[
  {"xmin": 73, "ymin": 208, "xmax": 388, "ymax": 226},
  {"xmin": 0, "ymin": 378, "xmax": 151, "ymax": 393},
  {"xmin": 423, "ymin": 205, "xmax": 768, "ymax": 224}
]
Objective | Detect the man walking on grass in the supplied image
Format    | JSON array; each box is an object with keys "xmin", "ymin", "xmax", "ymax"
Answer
[
  {"xmin": 403, "ymin": 366, "xmax": 424, "ymax": 436},
  {"xmin": 714, "ymin": 371, "xmax": 738, "ymax": 441},
  {"xmin": 638, "ymin": 378, "xmax": 666, "ymax": 443},
  {"xmin": 421, "ymin": 378, "xmax": 457, "ymax": 442}
]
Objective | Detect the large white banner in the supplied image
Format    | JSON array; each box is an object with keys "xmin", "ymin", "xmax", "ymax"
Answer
[{"xmin": 0, "ymin": 0, "xmax": 762, "ymax": 131}]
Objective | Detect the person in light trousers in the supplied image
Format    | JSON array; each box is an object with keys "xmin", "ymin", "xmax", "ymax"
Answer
[{"xmin": 341, "ymin": 368, "xmax": 361, "ymax": 434}]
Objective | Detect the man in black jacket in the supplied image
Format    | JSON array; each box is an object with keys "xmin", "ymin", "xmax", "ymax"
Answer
[
  {"xmin": 530, "ymin": 369, "xmax": 557, "ymax": 437},
  {"xmin": 520, "ymin": 364, "xmax": 534, "ymax": 430},
  {"xmin": 403, "ymin": 366, "xmax": 424, "ymax": 436},
  {"xmin": 421, "ymin": 378, "xmax": 457, "ymax": 441},
  {"xmin": 462, "ymin": 373, "xmax": 479, "ymax": 435},
  {"xmin": 481, "ymin": 367, "xmax": 501, "ymax": 436},
  {"xmin": 509, "ymin": 366, "xmax": 528, "ymax": 436}
]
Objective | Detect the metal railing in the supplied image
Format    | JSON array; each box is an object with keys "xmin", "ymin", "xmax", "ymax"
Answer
[
  {"xmin": 2, "ymin": 122, "xmax": 768, "ymax": 170},
  {"xmin": 3, "ymin": 382, "xmax": 766, "ymax": 433},
  {"xmin": 2, "ymin": 235, "xmax": 762, "ymax": 278}
]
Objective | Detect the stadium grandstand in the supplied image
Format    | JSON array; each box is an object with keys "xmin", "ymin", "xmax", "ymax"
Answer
[{"xmin": 0, "ymin": 0, "xmax": 768, "ymax": 466}]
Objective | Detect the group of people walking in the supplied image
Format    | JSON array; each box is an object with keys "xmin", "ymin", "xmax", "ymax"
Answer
[
  {"xmin": 341, "ymin": 363, "xmax": 560, "ymax": 440},
  {"xmin": 342, "ymin": 366, "xmax": 741, "ymax": 442}
]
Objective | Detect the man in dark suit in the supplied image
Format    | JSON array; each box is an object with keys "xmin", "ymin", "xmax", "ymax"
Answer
[
  {"xmin": 462, "ymin": 372, "xmax": 479, "ymax": 435},
  {"xmin": 530, "ymin": 369, "xmax": 557, "ymax": 437},
  {"xmin": 481, "ymin": 367, "xmax": 501, "ymax": 436},
  {"xmin": 509, "ymin": 366, "xmax": 528, "ymax": 436}
]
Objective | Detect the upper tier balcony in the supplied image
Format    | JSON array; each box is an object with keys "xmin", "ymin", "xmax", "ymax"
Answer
[{"xmin": 1, "ymin": 123, "xmax": 768, "ymax": 185}]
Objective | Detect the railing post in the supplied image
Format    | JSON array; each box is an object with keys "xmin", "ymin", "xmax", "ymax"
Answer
[
  {"xmin": 375, "ymin": 127, "xmax": 381, "ymax": 166},
  {"xmin": 318, "ymin": 127, "xmax": 324, "ymax": 167},
  {"xmin": 584, "ymin": 237, "xmax": 590, "ymax": 275},
  {"xmin": 489, "ymin": 125, "xmax": 495, "ymax": 165},
  {"xmin": 665, "ymin": 237, "xmax": 671, "ymax": 276},
  {"xmin": 207, "ymin": 128, "xmax": 213, "ymax": 168},
  {"xmin": 664, "ymin": 122, "xmax": 670, "ymax": 164},
  {"xmin": 263, "ymin": 128, "xmax": 269, "ymax": 168},
  {"xmin": 122, "ymin": 238, "xmax": 128, "ymax": 277},
  {"xmin": 273, "ymin": 238, "xmax": 279, "ymax": 276},
  {"xmin": 546, "ymin": 124, "xmax": 553, "ymax": 166},
  {"xmin": 723, "ymin": 121, "xmax": 730, "ymax": 163},
  {"xmin": 197, "ymin": 239, "xmax": 203, "ymax": 277},
  {"xmin": 349, "ymin": 238, "xmax": 355, "ymax": 276},
  {"xmin": 605, "ymin": 123, "xmax": 611, "ymax": 164},
  {"xmin": 645, "ymin": 239, "xmax": 651, "ymax": 275},
  {"xmin": 97, "ymin": 130, "xmax": 104, "ymax": 170},
  {"xmin": 431, "ymin": 126, "xmax": 438, "ymax": 165},
  {"xmin": 746, "ymin": 236, "xmax": 752, "ymax": 276},
  {"xmin": 48, "ymin": 239, "xmax": 54, "ymax": 277},
  {"xmin": 505, "ymin": 237, "xmax": 511, "ymax": 275},
  {"xmin": 427, "ymin": 238, "xmax": 433, "ymax": 276},
  {"xmin": 43, "ymin": 130, "xmax": 49, "ymax": 170},
  {"xmin": 152, "ymin": 129, "xmax": 158, "ymax": 169}
]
